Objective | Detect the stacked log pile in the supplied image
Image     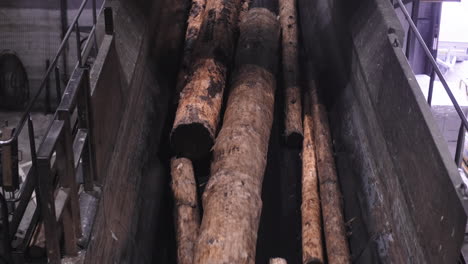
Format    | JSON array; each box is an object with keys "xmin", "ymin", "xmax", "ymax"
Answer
[{"xmin": 169, "ymin": 0, "xmax": 350, "ymax": 263}]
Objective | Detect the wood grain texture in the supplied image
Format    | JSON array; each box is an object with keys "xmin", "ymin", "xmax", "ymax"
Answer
[
  {"xmin": 301, "ymin": 88, "xmax": 324, "ymax": 264},
  {"xmin": 310, "ymin": 81, "xmax": 350, "ymax": 264},
  {"xmin": 174, "ymin": 0, "xmax": 207, "ymax": 101},
  {"xmin": 171, "ymin": 0, "xmax": 243, "ymax": 160},
  {"xmin": 194, "ymin": 8, "xmax": 280, "ymax": 264},
  {"xmin": 270, "ymin": 258, "xmax": 287, "ymax": 264},
  {"xmin": 279, "ymin": 0, "xmax": 303, "ymax": 148},
  {"xmin": 171, "ymin": 158, "xmax": 200, "ymax": 264}
]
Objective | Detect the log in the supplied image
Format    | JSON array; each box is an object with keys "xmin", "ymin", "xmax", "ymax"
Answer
[
  {"xmin": 171, "ymin": 0, "xmax": 243, "ymax": 160},
  {"xmin": 174, "ymin": 0, "xmax": 207, "ymax": 101},
  {"xmin": 171, "ymin": 158, "xmax": 200, "ymax": 264},
  {"xmin": 279, "ymin": 0, "xmax": 303, "ymax": 148},
  {"xmin": 194, "ymin": 8, "xmax": 280, "ymax": 264},
  {"xmin": 270, "ymin": 258, "xmax": 288, "ymax": 264},
  {"xmin": 309, "ymin": 76, "xmax": 350, "ymax": 264},
  {"xmin": 301, "ymin": 89, "xmax": 324, "ymax": 264},
  {"xmin": 239, "ymin": 0, "xmax": 252, "ymax": 22},
  {"xmin": 250, "ymin": 0, "xmax": 278, "ymax": 13}
]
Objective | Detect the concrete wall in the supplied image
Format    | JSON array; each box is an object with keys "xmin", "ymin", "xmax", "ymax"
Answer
[{"xmin": 299, "ymin": 0, "xmax": 466, "ymax": 262}]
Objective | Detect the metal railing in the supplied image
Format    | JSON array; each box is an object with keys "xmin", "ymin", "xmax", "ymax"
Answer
[
  {"xmin": 0, "ymin": 0, "xmax": 106, "ymax": 262},
  {"xmin": 396, "ymin": 1, "xmax": 468, "ymax": 262},
  {"xmin": 0, "ymin": 0, "xmax": 97, "ymax": 148},
  {"xmin": 396, "ymin": 0, "xmax": 468, "ymax": 166}
]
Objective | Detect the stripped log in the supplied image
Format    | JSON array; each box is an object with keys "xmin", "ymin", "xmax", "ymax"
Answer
[
  {"xmin": 309, "ymin": 76, "xmax": 351, "ymax": 264},
  {"xmin": 301, "ymin": 89, "xmax": 324, "ymax": 264},
  {"xmin": 171, "ymin": 0, "xmax": 243, "ymax": 160},
  {"xmin": 171, "ymin": 158, "xmax": 200, "ymax": 264},
  {"xmin": 270, "ymin": 258, "xmax": 288, "ymax": 264},
  {"xmin": 174, "ymin": 0, "xmax": 207, "ymax": 101},
  {"xmin": 194, "ymin": 8, "xmax": 280, "ymax": 263},
  {"xmin": 279, "ymin": 0, "xmax": 303, "ymax": 148}
]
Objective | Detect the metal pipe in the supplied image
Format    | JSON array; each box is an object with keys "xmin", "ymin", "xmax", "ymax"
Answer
[
  {"xmin": 92, "ymin": 0, "xmax": 97, "ymax": 26},
  {"xmin": 405, "ymin": 0, "xmax": 420, "ymax": 59},
  {"xmin": 92, "ymin": 0, "xmax": 98, "ymax": 51},
  {"xmin": 104, "ymin": 7, "xmax": 114, "ymax": 35},
  {"xmin": 55, "ymin": 66, "xmax": 62, "ymax": 106},
  {"xmin": 8, "ymin": 116, "xmax": 41, "ymax": 238},
  {"xmin": 455, "ymin": 121, "xmax": 465, "ymax": 166},
  {"xmin": 76, "ymin": 22, "xmax": 83, "ymax": 67},
  {"xmin": 0, "ymin": 0, "xmax": 89, "ymax": 146},
  {"xmin": 28, "ymin": 116, "xmax": 38, "ymax": 180},
  {"xmin": 60, "ymin": 0, "xmax": 69, "ymax": 81},
  {"xmin": 45, "ymin": 60, "xmax": 51, "ymax": 113},
  {"xmin": 0, "ymin": 192, "xmax": 12, "ymax": 263},
  {"xmin": 396, "ymin": 0, "xmax": 468, "ymax": 131},
  {"xmin": 81, "ymin": 26, "xmax": 96, "ymax": 62},
  {"xmin": 428, "ymin": 70, "xmax": 435, "ymax": 105}
]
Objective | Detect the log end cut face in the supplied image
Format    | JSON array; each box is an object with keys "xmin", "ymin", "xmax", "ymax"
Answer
[
  {"xmin": 285, "ymin": 131, "xmax": 303, "ymax": 148},
  {"xmin": 171, "ymin": 122, "xmax": 214, "ymax": 160}
]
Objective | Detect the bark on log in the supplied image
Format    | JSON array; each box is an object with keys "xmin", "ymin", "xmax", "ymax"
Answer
[
  {"xmin": 309, "ymin": 77, "xmax": 351, "ymax": 264},
  {"xmin": 279, "ymin": 0, "xmax": 303, "ymax": 148},
  {"xmin": 301, "ymin": 89, "xmax": 324, "ymax": 264},
  {"xmin": 194, "ymin": 8, "xmax": 280, "ymax": 264},
  {"xmin": 174, "ymin": 0, "xmax": 207, "ymax": 101},
  {"xmin": 171, "ymin": 0, "xmax": 243, "ymax": 160},
  {"xmin": 239, "ymin": 0, "xmax": 252, "ymax": 22},
  {"xmin": 171, "ymin": 158, "xmax": 200, "ymax": 264},
  {"xmin": 270, "ymin": 258, "xmax": 288, "ymax": 264}
]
